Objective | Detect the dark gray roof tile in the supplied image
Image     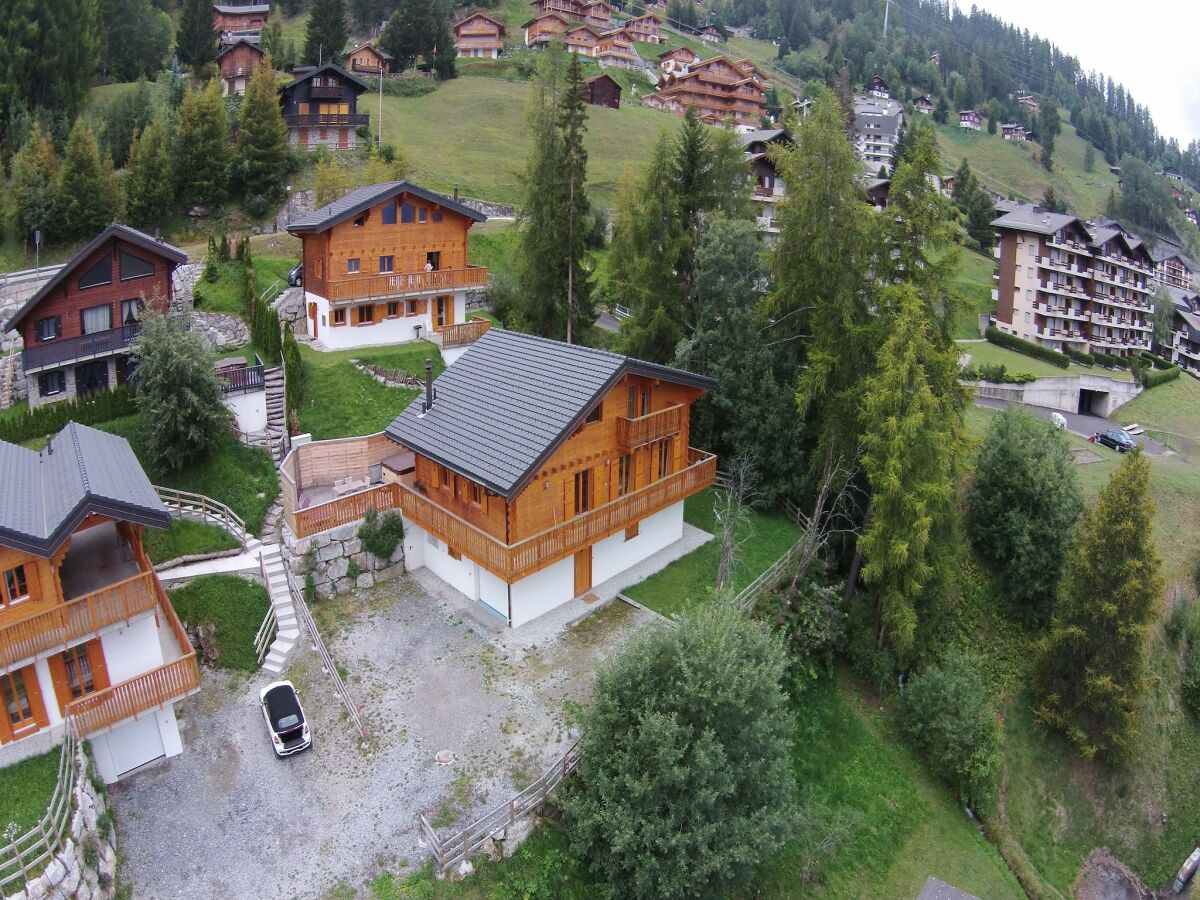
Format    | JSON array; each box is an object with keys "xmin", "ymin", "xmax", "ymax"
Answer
[{"xmin": 287, "ymin": 180, "xmax": 486, "ymax": 233}]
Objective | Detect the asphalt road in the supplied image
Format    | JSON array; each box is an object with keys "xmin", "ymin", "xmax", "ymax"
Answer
[{"xmin": 973, "ymin": 396, "xmax": 1170, "ymax": 457}]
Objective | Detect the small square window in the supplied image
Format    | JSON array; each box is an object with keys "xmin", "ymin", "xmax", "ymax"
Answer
[
  {"xmin": 406, "ymin": 299, "xmax": 419, "ymax": 316},
  {"xmin": 332, "ymin": 308, "xmax": 347, "ymax": 325},
  {"xmin": 35, "ymin": 316, "xmax": 61, "ymax": 342},
  {"xmin": 432, "ymin": 211, "xmax": 443, "ymax": 222},
  {"xmin": 346, "ymin": 258, "xmax": 360, "ymax": 274},
  {"xmin": 379, "ymin": 255, "xmax": 394, "ymax": 273},
  {"xmin": 2, "ymin": 565, "xmax": 28, "ymax": 604},
  {"xmin": 387, "ymin": 301, "xmax": 399, "ymax": 317}
]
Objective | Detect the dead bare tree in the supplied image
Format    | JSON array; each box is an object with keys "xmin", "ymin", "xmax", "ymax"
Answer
[
  {"xmin": 787, "ymin": 452, "xmax": 865, "ymax": 597},
  {"xmin": 713, "ymin": 453, "xmax": 763, "ymax": 597}
]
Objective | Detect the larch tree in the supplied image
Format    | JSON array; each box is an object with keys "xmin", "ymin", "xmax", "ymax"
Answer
[
  {"xmin": 56, "ymin": 119, "xmax": 123, "ymax": 241},
  {"xmin": 125, "ymin": 121, "xmax": 174, "ymax": 229},
  {"xmin": 6, "ymin": 125, "xmax": 60, "ymax": 245},
  {"xmin": 858, "ymin": 284, "xmax": 969, "ymax": 653},
  {"xmin": 173, "ymin": 80, "xmax": 231, "ymax": 208},
  {"xmin": 303, "ymin": 0, "xmax": 348, "ymax": 65},
  {"xmin": 559, "ymin": 50, "xmax": 591, "ymax": 343},
  {"xmin": 1033, "ymin": 449, "xmax": 1165, "ymax": 762},
  {"xmin": 235, "ymin": 53, "xmax": 291, "ymax": 218},
  {"xmin": 176, "ymin": 0, "xmax": 218, "ymax": 74}
]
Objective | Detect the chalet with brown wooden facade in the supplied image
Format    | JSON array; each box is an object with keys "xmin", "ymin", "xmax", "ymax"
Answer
[
  {"xmin": 658, "ymin": 45, "xmax": 699, "ymax": 75},
  {"xmin": 523, "ymin": 12, "xmax": 570, "ymax": 49},
  {"xmin": 217, "ymin": 38, "xmax": 265, "ymax": 96},
  {"xmin": 453, "ymin": 12, "xmax": 506, "ymax": 59},
  {"xmin": 584, "ymin": 73, "xmax": 621, "ymax": 109},
  {"xmin": 212, "ymin": 1, "xmax": 269, "ymax": 43},
  {"xmin": 530, "ymin": 0, "xmax": 610, "ymax": 28},
  {"xmin": 596, "ymin": 28, "xmax": 640, "ymax": 68},
  {"xmin": 0, "ymin": 423, "xmax": 199, "ymax": 782},
  {"xmin": 4, "ymin": 224, "xmax": 187, "ymax": 409},
  {"xmin": 279, "ymin": 330, "xmax": 717, "ymax": 626},
  {"xmin": 564, "ymin": 25, "xmax": 601, "ymax": 56},
  {"xmin": 287, "ymin": 180, "xmax": 489, "ymax": 353},
  {"xmin": 646, "ymin": 56, "xmax": 766, "ymax": 125},
  {"xmin": 347, "ymin": 43, "xmax": 393, "ymax": 76},
  {"xmin": 278, "ymin": 64, "xmax": 369, "ymax": 151},
  {"xmin": 625, "ymin": 14, "xmax": 663, "ymax": 44}
]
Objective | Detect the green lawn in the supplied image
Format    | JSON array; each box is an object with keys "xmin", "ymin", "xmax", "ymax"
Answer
[
  {"xmin": 295, "ymin": 342, "xmax": 444, "ymax": 440},
  {"xmin": 1113, "ymin": 372, "xmax": 1200, "ymax": 444},
  {"xmin": 168, "ymin": 574, "xmax": 270, "ymax": 672},
  {"xmin": 950, "ymin": 247, "xmax": 996, "ymax": 339},
  {"xmin": 193, "ymin": 256, "xmax": 297, "ymax": 320},
  {"xmin": 623, "ymin": 488, "xmax": 802, "ymax": 618},
  {"xmin": 0, "ymin": 750, "xmax": 59, "ymax": 836},
  {"xmin": 467, "ymin": 222, "xmax": 519, "ymax": 280},
  {"xmin": 143, "ymin": 518, "xmax": 239, "ymax": 565},
  {"xmin": 97, "ymin": 415, "xmax": 279, "ymax": 534},
  {"xmin": 960, "ymin": 340, "xmax": 1136, "ymax": 382}
]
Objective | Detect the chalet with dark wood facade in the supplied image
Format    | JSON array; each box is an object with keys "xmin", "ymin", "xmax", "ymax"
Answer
[
  {"xmin": 347, "ymin": 43, "xmax": 393, "ymax": 76},
  {"xmin": 280, "ymin": 330, "xmax": 717, "ymax": 626},
  {"xmin": 212, "ymin": 1, "xmax": 269, "ymax": 43},
  {"xmin": 217, "ymin": 38, "xmax": 265, "ymax": 96},
  {"xmin": 0, "ymin": 422, "xmax": 199, "ymax": 782},
  {"xmin": 278, "ymin": 64, "xmax": 369, "ymax": 151},
  {"xmin": 453, "ymin": 12, "xmax": 506, "ymax": 59},
  {"xmin": 3, "ymin": 225, "xmax": 186, "ymax": 409},
  {"xmin": 287, "ymin": 181, "xmax": 488, "ymax": 352},
  {"xmin": 584, "ymin": 73, "xmax": 621, "ymax": 109}
]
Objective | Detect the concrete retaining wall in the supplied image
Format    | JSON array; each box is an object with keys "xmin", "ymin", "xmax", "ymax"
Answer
[{"xmin": 973, "ymin": 372, "xmax": 1141, "ymax": 416}]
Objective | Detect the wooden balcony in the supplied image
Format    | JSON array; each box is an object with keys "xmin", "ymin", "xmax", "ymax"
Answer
[
  {"xmin": 617, "ymin": 404, "xmax": 683, "ymax": 449},
  {"xmin": 438, "ymin": 318, "xmax": 491, "ymax": 350},
  {"xmin": 0, "ymin": 571, "xmax": 158, "ymax": 673},
  {"xmin": 284, "ymin": 113, "xmax": 370, "ymax": 128},
  {"xmin": 22, "ymin": 324, "xmax": 141, "ymax": 375},
  {"xmin": 325, "ymin": 266, "xmax": 488, "ymax": 304},
  {"xmin": 308, "ymin": 84, "xmax": 344, "ymax": 99}
]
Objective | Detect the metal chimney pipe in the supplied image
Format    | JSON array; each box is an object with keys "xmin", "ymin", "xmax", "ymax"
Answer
[{"xmin": 424, "ymin": 358, "xmax": 434, "ymax": 412}]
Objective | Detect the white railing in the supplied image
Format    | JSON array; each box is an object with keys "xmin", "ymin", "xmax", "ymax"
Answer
[
  {"xmin": 155, "ymin": 486, "xmax": 249, "ymax": 547},
  {"xmin": 254, "ymin": 552, "xmax": 278, "ymax": 665}
]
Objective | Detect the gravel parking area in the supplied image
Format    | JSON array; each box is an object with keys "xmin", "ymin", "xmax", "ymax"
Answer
[{"xmin": 111, "ymin": 572, "xmax": 654, "ymax": 898}]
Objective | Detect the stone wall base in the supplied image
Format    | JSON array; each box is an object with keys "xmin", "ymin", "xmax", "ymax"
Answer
[{"xmin": 283, "ymin": 520, "xmax": 405, "ymax": 598}]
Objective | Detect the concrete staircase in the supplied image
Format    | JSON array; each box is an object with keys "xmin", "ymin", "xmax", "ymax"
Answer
[
  {"xmin": 264, "ymin": 366, "xmax": 287, "ymax": 462},
  {"xmin": 258, "ymin": 543, "xmax": 302, "ymax": 676}
]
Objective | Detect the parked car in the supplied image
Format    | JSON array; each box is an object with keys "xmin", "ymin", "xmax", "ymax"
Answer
[
  {"xmin": 1050, "ymin": 412, "xmax": 1067, "ymax": 430},
  {"xmin": 259, "ymin": 681, "xmax": 311, "ymax": 757},
  {"xmin": 1094, "ymin": 428, "xmax": 1135, "ymax": 452},
  {"xmin": 1174, "ymin": 845, "xmax": 1200, "ymax": 893},
  {"xmin": 287, "ymin": 263, "xmax": 303, "ymax": 287}
]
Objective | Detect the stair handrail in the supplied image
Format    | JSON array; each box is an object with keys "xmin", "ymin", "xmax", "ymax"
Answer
[
  {"xmin": 154, "ymin": 485, "xmax": 248, "ymax": 549},
  {"xmin": 253, "ymin": 551, "xmax": 278, "ymax": 664}
]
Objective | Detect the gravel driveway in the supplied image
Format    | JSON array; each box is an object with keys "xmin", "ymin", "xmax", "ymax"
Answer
[{"xmin": 111, "ymin": 571, "xmax": 653, "ymax": 898}]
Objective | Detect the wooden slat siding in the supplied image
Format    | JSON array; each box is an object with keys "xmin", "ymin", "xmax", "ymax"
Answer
[
  {"xmin": 0, "ymin": 572, "xmax": 158, "ymax": 672},
  {"xmin": 325, "ymin": 266, "xmax": 488, "ymax": 304},
  {"xmin": 439, "ymin": 318, "xmax": 491, "ymax": 349},
  {"xmin": 290, "ymin": 432, "xmax": 395, "ymax": 492},
  {"xmin": 294, "ymin": 483, "xmax": 398, "ymax": 538},
  {"xmin": 66, "ymin": 655, "xmax": 200, "ymax": 737},
  {"xmin": 616, "ymin": 403, "xmax": 683, "ymax": 449}
]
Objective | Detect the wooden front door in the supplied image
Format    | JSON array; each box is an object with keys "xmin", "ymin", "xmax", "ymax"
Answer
[
  {"xmin": 308, "ymin": 301, "xmax": 318, "ymax": 339},
  {"xmin": 0, "ymin": 666, "xmax": 48, "ymax": 744},
  {"xmin": 435, "ymin": 295, "xmax": 454, "ymax": 331},
  {"xmin": 573, "ymin": 547, "xmax": 592, "ymax": 597}
]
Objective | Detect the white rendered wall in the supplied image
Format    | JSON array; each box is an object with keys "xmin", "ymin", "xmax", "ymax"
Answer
[
  {"xmin": 33, "ymin": 657, "xmax": 62, "ymax": 727},
  {"xmin": 310, "ymin": 291, "xmax": 478, "ymax": 351},
  {"xmin": 90, "ymin": 707, "xmax": 182, "ymax": 784},
  {"xmin": 224, "ymin": 388, "xmax": 267, "ymax": 432},
  {"xmin": 100, "ymin": 615, "xmax": 165, "ymax": 683},
  {"xmin": 509, "ymin": 555, "xmax": 575, "ymax": 627},
  {"xmin": 403, "ymin": 520, "xmax": 509, "ymax": 621},
  {"xmin": 478, "ymin": 567, "xmax": 508, "ymax": 620},
  {"xmin": 591, "ymin": 501, "xmax": 683, "ymax": 585}
]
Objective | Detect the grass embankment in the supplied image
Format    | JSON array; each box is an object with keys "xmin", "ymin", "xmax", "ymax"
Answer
[
  {"xmin": 467, "ymin": 223, "xmax": 519, "ymax": 279},
  {"xmin": 960, "ymin": 340, "xmax": 1136, "ymax": 382},
  {"xmin": 295, "ymin": 341, "xmax": 444, "ymax": 440},
  {"xmin": 0, "ymin": 750, "xmax": 60, "ymax": 835},
  {"xmin": 1113, "ymin": 372, "xmax": 1200, "ymax": 446},
  {"xmin": 623, "ymin": 488, "xmax": 802, "ymax": 618},
  {"xmin": 143, "ymin": 519, "xmax": 239, "ymax": 565},
  {"xmin": 950, "ymin": 247, "xmax": 997, "ymax": 339},
  {"xmin": 193, "ymin": 256, "xmax": 297, "ymax": 318},
  {"xmin": 168, "ymin": 574, "xmax": 270, "ymax": 672}
]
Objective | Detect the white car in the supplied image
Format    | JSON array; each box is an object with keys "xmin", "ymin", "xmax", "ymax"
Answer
[{"xmin": 259, "ymin": 680, "xmax": 312, "ymax": 757}]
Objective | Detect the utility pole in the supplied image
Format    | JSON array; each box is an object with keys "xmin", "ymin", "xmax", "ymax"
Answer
[
  {"xmin": 378, "ymin": 63, "xmax": 383, "ymax": 146},
  {"xmin": 883, "ymin": 0, "xmax": 891, "ymax": 38}
]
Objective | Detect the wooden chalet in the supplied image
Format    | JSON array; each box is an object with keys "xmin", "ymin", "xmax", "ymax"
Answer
[
  {"xmin": 529, "ymin": 0, "xmax": 610, "ymax": 28},
  {"xmin": 3, "ymin": 224, "xmax": 186, "ymax": 409},
  {"xmin": 582, "ymin": 1, "xmax": 613, "ymax": 28},
  {"xmin": 583, "ymin": 73, "xmax": 621, "ymax": 109},
  {"xmin": 1018, "ymin": 93, "xmax": 1039, "ymax": 114},
  {"xmin": 912, "ymin": 95, "xmax": 933, "ymax": 115},
  {"xmin": 1001, "ymin": 122, "xmax": 1027, "ymax": 141},
  {"xmin": 699, "ymin": 24, "xmax": 724, "ymax": 43},
  {"xmin": 646, "ymin": 56, "xmax": 766, "ymax": 126},
  {"xmin": 868, "ymin": 74, "xmax": 890, "ymax": 98},
  {"xmin": 597, "ymin": 28, "xmax": 640, "ymax": 68},
  {"xmin": 453, "ymin": 12, "xmax": 506, "ymax": 59},
  {"xmin": 564, "ymin": 25, "xmax": 601, "ymax": 57},
  {"xmin": 740, "ymin": 128, "xmax": 791, "ymax": 240},
  {"xmin": 279, "ymin": 330, "xmax": 718, "ymax": 626},
  {"xmin": 0, "ymin": 422, "xmax": 199, "ymax": 782},
  {"xmin": 658, "ymin": 45, "xmax": 699, "ymax": 75},
  {"xmin": 347, "ymin": 42, "xmax": 393, "ymax": 76},
  {"xmin": 959, "ymin": 109, "xmax": 982, "ymax": 130},
  {"xmin": 523, "ymin": 12, "xmax": 570, "ymax": 49},
  {"xmin": 624, "ymin": 14, "xmax": 662, "ymax": 44},
  {"xmin": 278, "ymin": 64, "xmax": 369, "ymax": 151},
  {"xmin": 212, "ymin": 1, "xmax": 269, "ymax": 43},
  {"xmin": 286, "ymin": 180, "xmax": 489, "ymax": 352},
  {"xmin": 217, "ymin": 38, "xmax": 266, "ymax": 96}
]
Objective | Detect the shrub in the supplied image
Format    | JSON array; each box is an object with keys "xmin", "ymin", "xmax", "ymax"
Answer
[
  {"xmin": 565, "ymin": 603, "xmax": 796, "ymax": 899},
  {"xmin": 282, "ymin": 322, "xmax": 306, "ymax": 423},
  {"xmin": 985, "ymin": 326, "xmax": 1069, "ymax": 368},
  {"xmin": 900, "ymin": 650, "xmax": 1001, "ymax": 811},
  {"xmin": 1183, "ymin": 637, "xmax": 1200, "ymax": 716},
  {"xmin": 1140, "ymin": 351, "xmax": 1172, "ymax": 370},
  {"xmin": 358, "ymin": 508, "xmax": 404, "ymax": 560},
  {"xmin": 303, "ymin": 574, "xmax": 316, "ymax": 603},
  {"xmin": 346, "ymin": 559, "xmax": 362, "ymax": 582},
  {"xmin": 977, "ymin": 362, "xmax": 1008, "ymax": 382},
  {"xmin": 756, "ymin": 580, "xmax": 846, "ymax": 691},
  {"xmin": 1165, "ymin": 592, "xmax": 1196, "ymax": 644},
  {"xmin": 1142, "ymin": 365, "xmax": 1180, "ymax": 389},
  {"xmin": 1091, "ymin": 351, "xmax": 1129, "ymax": 370},
  {"xmin": 1067, "ymin": 348, "xmax": 1095, "ymax": 366},
  {"xmin": 0, "ymin": 386, "xmax": 137, "ymax": 444},
  {"xmin": 381, "ymin": 77, "xmax": 438, "ymax": 98}
]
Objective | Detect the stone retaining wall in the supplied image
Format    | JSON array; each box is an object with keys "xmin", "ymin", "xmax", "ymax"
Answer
[
  {"xmin": 190, "ymin": 312, "xmax": 250, "ymax": 352},
  {"xmin": 283, "ymin": 520, "xmax": 405, "ymax": 598}
]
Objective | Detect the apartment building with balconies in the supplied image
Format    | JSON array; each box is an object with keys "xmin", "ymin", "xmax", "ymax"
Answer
[
  {"xmin": 645, "ymin": 56, "xmax": 766, "ymax": 125},
  {"xmin": 853, "ymin": 95, "xmax": 904, "ymax": 173},
  {"xmin": 0, "ymin": 423, "xmax": 199, "ymax": 783},
  {"xmin": 991, "ymin": 206, "xmax": 1156, "ymax": 357},
  {"xmin": 1150, "ymin": 240, "xmax": 1194, "ymax": 291}
]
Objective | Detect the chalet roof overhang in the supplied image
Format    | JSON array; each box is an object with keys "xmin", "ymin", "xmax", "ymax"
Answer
[
  {"xmin": 217, "ymin": 37, "xmax": 265, "ymax": 59},
  {"xmin": 3, "ymin": 224, "xmax": 186, "ymax": 334},
  {"xmin": 349, "ymin": 42, "xmax": 394, "ymax": 60},
  {"xmin": 455, "ymin": 12, "xmax": 506, "ymax": 32},
  {"xmin": 280, "ymin": 62, "xmax": 369, "ymax": 95},
  {"xmin": 522, "ymin": 12, "xmax": 570, "ymax": 27},
  {"xmin": 286, "ymin": 180, "xmax": 487, "ymax": 234}
]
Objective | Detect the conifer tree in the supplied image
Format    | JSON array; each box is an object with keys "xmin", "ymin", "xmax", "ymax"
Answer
[
  {"xmin": 431, "ymin": 2, "xmax": 457, "ymax": 80},
  {"xmin": 304, "ymin": 0, "xmax": 348, "ymax": 65},
  {"xmin": 236, "ymin": 53, "xmax": 291, "ymax": 218},
  {"xmin": 56, "ymin": 119, "xmax": 122, "ymax": 241},
  {"xmin": 1084, "ymin": 142, "xmax": 1096, "ymax": 173},
  {"xmin": 1033, "ymin": 450, "xmax": 1165, "ymax": 761},
  {"xmin": 173, "ymin": 80, "xmax": 231, "ymax": 208},
  {"xmin": 125, "ymin": 121, "xmax": 174, "ymax": 228},
  {"xmin": 559, "ymin": 50, "xmax": 591, "ymax": 343},
  {"xmin": 260, "ymin": 7, "xmax": 285, "ymax": 60},
  {"xmin": 6, "ymin": 125, "xmax": 60, "ymax": 245},
  {"xmin": 176, "ymin": 0, "xmax": 218, "ymax": 73}
]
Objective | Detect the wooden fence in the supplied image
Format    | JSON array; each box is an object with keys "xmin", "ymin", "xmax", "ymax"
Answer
[
  {"xmin": 733, "ymin": 533, "xmax": 809, "ymax": 612},
  {"xmin": 254, "ymin": 553, "xmax": 278, "ymax": 666},
  {"xmin": 155, "ymin": 485, "xmax": 249, "ymax": 547},
  {"xmin": 439, "ymin": 318, "xmax": 491, "ymax": 350},
  {"xmin": 421, "ymin": 738, "xmax": 581, "ymax": 874}
]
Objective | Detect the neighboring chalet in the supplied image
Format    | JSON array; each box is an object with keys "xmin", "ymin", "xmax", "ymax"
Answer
[
  {"xmin": 217, "ymin": 38, "xmax": 265, "ymax": 96},
  {"xmin": 866, "ymin": 177, "xmax": 891, "ymax": 211},
  {"xmin": 625, "ymin": 14, "xmax": 662, "ymax": 44},
  {"xmin": 0, "ymin": 422, "xmax": 199, "ymax": 782},
  {"xmin": 699, "ymin": 24, "xmax": 724, "ymax": 43},
  {"xmin": 1150, "ymin": 241, "xmax": 1194, "ymax": 290},
  {"xmin": 346, "ymin": 42, "xmax": 393, "ymax": 76},
  {"xmin": 3, "ymin": 224, "xmax": 186, "ymax": 409},
  {"xmin": 523, "ymin": 12, "xmax": 569, "ymax": 49},
  {"xmin": 740, "ymin": 128, "xmax": 791, "ymax": 241},
  {"xmin": 646, "ymin": 56, "xmax": 766, "ymax": 126},
  {"xmin": 597, "ymin": 28, "xmax": 641, "ymax": 69},
  {"xmin": 564, "ymin": 25, "xmax": 601, "ymax": 57},
  {"xmin": 1187, "ymin": 209, "xmax": 1199, "ymax": 227},
  {"xmin": 959, "ymin": 109, "xmax": 982, "ymax": 130},
  {"xmin": 868, "ymin": 74, "xmax": 890, "ymax": 99},
  {"xmin": 582, "ymin": 0, "xmax": 613, "ymax": 28},
  {"xmin": 853, "ymin": 95, "xmax": 905, "ymax": 173},
  {"xmin": 453, "ymin": 12, "xmax": 506, "ymax": 59},
  {"xmin": 280, "ymin": 330, "xmax": 718, "ymax": 626},
  {"xmin": 1162, "ymin": 166, "xmax": 1184, "ymax": 183},
  {"xmin": 212, "ymin": 1, "xmax": 269, "ymax": 43},
  {"xmin": 286, "ymin": 181, "xmax": 488, "ymax": 352},
  {"xmin": 583, "ymin": 73, "xmax": 621, "ymax": 109},
  {"xmin": 278, "ymin": 64, "xmax": 369, "ymax": 151},
  {"xmin": 1170, "ymin": 301, "xmax": 1200, "ymax": 377},
  {"xmin": 1018, "ymin": 93, "xmax": 1039, "ymax": 114},
  {"xmin": 991, "ymin": 207, "xmax": 1155, "ymax": 358},
  {"xmin": 530, "ymin": 0, "xmax": 610, "ymax": 28},
  {"xmin": 912, "ymin": 95, "xmax": 933, "ymax": 115},
  {"xmin": 658, "ymin": 45, "xmax": 699, "ymax": 75},
  {"xmin": 1002, "ymin": 123, "xmax": 1028, "ymax": 141}
]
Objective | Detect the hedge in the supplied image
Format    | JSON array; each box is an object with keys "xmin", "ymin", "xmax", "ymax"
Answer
[
  {"xmin": 1143, "ymin": 365, "xmax": 1181, "ymax": 389},
  {"xmin": 1066, "ymin": 349, "xmax": 1095, "ymax": 366},
  {"xmin": 381, "ymin": 77, "xmax": 438, "ymax": 98},
  {"xmin": 1091, "ymin": 351, "xmax": 1130, "ymax": 370},
  {"xmin": 1140, "ymin": 351, "xmax": 1173, "ymax": 370},
  {"xmin": 984, "ymin": 327, "xmax": 1070, "ymax": 369},
  {"xmin": 0, "ymin": 386, "xmax": 137, "ymax": 444}
]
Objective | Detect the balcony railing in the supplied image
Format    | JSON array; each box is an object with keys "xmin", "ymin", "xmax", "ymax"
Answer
[
  {"xmin": 617, "ymin": 404, "xmax": 683, "ymax": 449},
  {"xmin": 325, "ymin": 266, "xmax": 488, "ymax": 304},
  {"xmin": 1035, "ymin": 301, "xmax": 1088, "ymax": 321},
  {"xmin": 0, "ymin": 571, "xmax": 158, "ymax": 673},
  {"xmin": 438, "ymin": 318, "xmax": 491, "ymax": 350},
  {"xmin": 22, "ymin": 323, "xmax": 141, "ymax": 374},
  {"xmin": 284, "ymin": 113, "xmax": 370, "ymax": 128},
  {"xmin": 308, "ymin": 84, "xmax": 344, "ymax": 99},
  {"xmin": 215, "ymin": 356, "xmax": 265, "ymax": 394}
]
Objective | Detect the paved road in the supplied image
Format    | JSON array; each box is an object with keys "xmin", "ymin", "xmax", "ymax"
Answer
[{"xmin": 974, "ymin": 396, "xmax": 1170, "ymax": 456}]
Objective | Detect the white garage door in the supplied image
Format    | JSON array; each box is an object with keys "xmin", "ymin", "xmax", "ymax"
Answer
[{"xmin": 106, "ymin": 714, "xmax": 165, "ymax": 777}]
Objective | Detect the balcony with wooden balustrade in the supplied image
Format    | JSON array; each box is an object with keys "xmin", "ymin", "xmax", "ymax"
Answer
[
  {"xmin": 325, "ymin": 266, "xmax": 488, "ymax": 304},
  {"xmin": 436, "ymin": 318, "xmax": 491, "ymax": 350},
  {"xmin": 616, "ymin": 404, "xmax": 683, "ymax": 449}
]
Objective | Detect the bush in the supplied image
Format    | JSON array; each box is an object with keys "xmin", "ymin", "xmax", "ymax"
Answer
[
  {"xmin": 381, "ymin": 77, "xmax": 438, "ymax": 98},
  {"xmin": 1142, "ymin": 365, "xmax": 1181, "ymax": 389},
  {"xmin": 1091, "ymin": 351, "xmax": 1129, "ymax": 370},
  {"xmin": 900, "ymin": 650, "xmax": 1001, "ymax": 811},
  {"xmin": 0, "ymin": 386, "xmax": 137, "ymax": 444},
  {"xmin": 282, "ymin": 322, "xmax": 306, "ymax": 423},
  {"xmin": 1066, "ymin": 348, "xmax": 1095, "ymax": 366},
  {"xmin": 1183, "ymin": 636, "xmax": 1200, "ymax": 716},
  {"xmin": 1140, "ymin": 351, "xmax": 1172, "ymax": 369},
  {"xmin": 985, "ymin": 326, "xmax": 1069, "ymax": 368},
  {"xmin": 357, "ymin": 507, "xmax": 404, "ymax": 560},
  {"xmin": 970, "ymin": 362, "xmax": 1040, "ymax": 385},
  {"xmin": 565, "ymin": 603, "xmax": 796, "ymax": 899},
  {"xmin": 1166, "ymin": 592, "xmax": 1196, "ymax": 644},
  {"xmin": 346, "ymin": 559, "xmax": 362, "ymax": 582},
  {"xmin": 756, "ymin": 579, "xmax": 846, "ymax": 691}
]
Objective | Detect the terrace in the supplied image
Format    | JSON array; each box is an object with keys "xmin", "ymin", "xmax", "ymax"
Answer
[
  {"xmin": 21, "ymin": 324, "xmax": 141, "ymax": 375},
  {"xmin": 324, "ymin": 266, "xmax": 488, "ymax": 304}
]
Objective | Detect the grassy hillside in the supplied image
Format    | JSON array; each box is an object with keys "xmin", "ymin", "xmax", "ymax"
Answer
[{"xmin": 950, "ymin": 247, "xmax": 996, "ymax": 339}]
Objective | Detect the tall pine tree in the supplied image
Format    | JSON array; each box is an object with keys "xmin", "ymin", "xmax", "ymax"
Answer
[
  {"xmin": 6, "ymin": 125, "xmax": 60, "ymax": 245},
  {"xmin": 235, "ymin": 53, "xmax": 291, "ymax": 218},
  {"xmin": 304, "ymin": 0, "xmax": 349, "ymax": 65},
  {"xmin": 431, "ymin": 3, "xmax": 457, "ymax": 81},
  {"xmin": 560, "ymin": 51, "xmax": 591, "ymax": 343},
  {"xmin": 126, "ymin": 121, "xmax": 174, "ymax": 228},
  {"xmin": 173, "ymin": 80, "xmax": 231, "ymax": 208},
  {"xmin": 176, "ymin": 0, "xmax": 218, "ymax": 73},
  {"xmin": 56, "ymin": 119, "xmax": 122, "ymax": 241}
]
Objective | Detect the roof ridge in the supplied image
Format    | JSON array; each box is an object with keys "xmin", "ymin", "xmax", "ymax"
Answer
[{"xmin": 65, "ymin": 421, "xmax": 91, "ymax": 498}]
